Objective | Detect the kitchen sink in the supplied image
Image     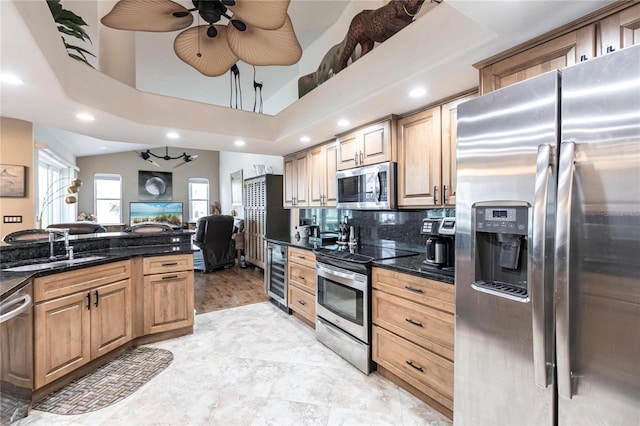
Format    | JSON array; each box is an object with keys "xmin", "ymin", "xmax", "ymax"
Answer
[{"xmin": 2, "ymin": 256, "xmax": 106, "ymax": 272}]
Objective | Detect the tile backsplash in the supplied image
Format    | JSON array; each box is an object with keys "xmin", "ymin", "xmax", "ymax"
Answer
[{"xmin": 299, "ymin": 208, "xmax": 454, "ymax": 253}]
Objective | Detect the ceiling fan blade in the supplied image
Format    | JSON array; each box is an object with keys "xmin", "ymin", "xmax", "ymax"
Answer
[
  {"xmin": 227, "ymin": 14, "xmax": 301, "ymax": 66},
  {"xmin": 228, "ymin": 0, "xmax": 290, "ymax": 30},
  {"xmin": 101, "ymin": 0, "xmax": 193, "ymax": 32},
  {"xmin": 174, "ymin": 26, "xmax": 239, "ymax": 77}
]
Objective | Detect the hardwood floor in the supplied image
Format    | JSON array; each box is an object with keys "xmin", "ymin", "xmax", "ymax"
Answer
[{"xmin": 193, "ymin": 263, "xmax": 268, "ymax": 314}]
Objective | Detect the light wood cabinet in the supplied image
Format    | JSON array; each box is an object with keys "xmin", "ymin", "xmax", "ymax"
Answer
[
  {"xmin": 142, "ymin": 254, "xmax": 194, "ymax": 335},
  {"xmin": 478, "ymin": 3, "xmax": 640, "ymax": 95},
  {"xmin": 597, "ymin": 3, "xmax": 640, "ymax": 54},
  {"xmin": 308, "ymin": 141, "xmax": 338, "ymax": 207},
  {"xmin": 33, "ymin": 261, "xmax": 132, "ymax": 389},
  {"xmin": 440, "ymin": 94, "xmax": 476, "ymax": 206},
  {"xmin": 336, "ymin": 117, "xmax": 396, "ymax": 170},
  {"xmin": 0, "ymin": 288, "xmax": 33, "ymax": 390},
  {"xmin": 287, "ymin": 247, "xmax": 316, "ymax": 325},
  {"xmin": 397, "ymin": 93, "xmax": 476, "ymax": 208},
  {"xmin": 372, "ymin": 267, "xmax": 454, "ymax": 418},
  {"xmin": 397, "ymin": 106, "xmax": 442, "ymax": 207},
  {"xmin": 283, "ymin": 151, "xmax": 308, "ymax": 207}
]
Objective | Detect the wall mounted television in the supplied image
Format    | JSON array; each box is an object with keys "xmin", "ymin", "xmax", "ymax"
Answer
[{"xmin": 129, "ymin": 201, "xmax": 183, "ymax": 226}]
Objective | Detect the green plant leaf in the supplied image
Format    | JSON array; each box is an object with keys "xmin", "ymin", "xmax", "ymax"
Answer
[
  {"xmin": 59, "ymin": 9, "xmax": 88, "ymax": 26},
  {"xmin": 65, "ymin": 43, "xmax": 96, "ymax": 58},
  {"xmin": 67, "ymin": 53, "xmax": 94, "ymax": 67},
  {"xmin": 46, "ymin": 0, "xmax": 62, "ymax": 20}
]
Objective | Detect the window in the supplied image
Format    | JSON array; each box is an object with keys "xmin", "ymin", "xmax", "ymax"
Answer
[
  {"xmin": 189, "ymin": 178, "xmax": 209, "ymax": 221},
  {"xmin": 95, "ymin": 174, "xmax": 122, "ymax": 224},
  {"xmin": 37, "ymin": 152, "xmax": 75, "ymax": 228}
]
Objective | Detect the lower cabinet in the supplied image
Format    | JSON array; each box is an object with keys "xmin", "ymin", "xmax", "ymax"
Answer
[
  {"xmin": 143, "ymin": 254, "xmax": 195, "ymax": 335},
  {"xmin": 372, "ymin": 267, "xmax": 455, "ymax": 418},
  {"xmin": 33, "ymin": 261, "xmax": 132, "ymax": 389},
  {"xmin": 287, "ymin": 247, "xmax": 316, "ymax": 325}
]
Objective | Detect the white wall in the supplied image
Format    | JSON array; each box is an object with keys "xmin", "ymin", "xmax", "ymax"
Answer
[
  {"xmin": 77, "ymin": 148, "xmax": 220, "ymax": 224},
  {"xmin": 218, "ymin": 151, "xmax": 284, "ymax": 219}
]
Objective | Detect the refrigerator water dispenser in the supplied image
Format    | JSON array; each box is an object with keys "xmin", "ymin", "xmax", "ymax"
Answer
[{"xmin": 472, "ymin": 203, "xmax": 529, "ymax": 300}]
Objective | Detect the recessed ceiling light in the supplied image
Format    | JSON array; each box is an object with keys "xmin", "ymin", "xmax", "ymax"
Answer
[
  {"xmin": 235, "ymin": 140, "xmax": 246, "ymax": 147},
  {"xmin": 337, "ymin": 119, "xmax": 350, "ymax": 127},
  {"xmin": 76, "ymin": 112, "xmax": 95, "ymax": 121},
  {"xmin": 98, "ymin": 146, "xmax": 108, "ymax": 150},
  {"xmin": 300, "ymin": 136, "xmax": 311, "ymax": 143},
  {"xmin": 409, "ymin": 87, "xmax": 427, "ymax": 98},
  {"xmin": 0, "ymin": 73, "xmax": 24, "ymax": 85},
  {"xmin": 166, "ymin": 132, "xmax": 180, "ymax": 139}
]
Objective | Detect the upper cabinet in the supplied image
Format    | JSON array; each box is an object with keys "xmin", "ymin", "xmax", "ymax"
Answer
[
  {"xmin": 336, "ymin": 117, "xmax": 396, "ymax": 170},
  {"xmin": 598, "ymin": 3, "xmax": 640, "ymax": 53},
  {"xmin": 478, "ymin": 2, "xmax": 640, "ymax": 95},
  {"xmin": 308, "ymin": 141, "xmax": 338, "ymax": 207},
  {"xmin": 397, "ymin": 92, "xmax": 476, "ymax": 208},
  {"xmin": 283, "ymin": 151, "xmax": 308, "ymax": 208}
]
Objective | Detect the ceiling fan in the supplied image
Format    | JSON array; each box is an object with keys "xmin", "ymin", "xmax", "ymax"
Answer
[
  {"xmin": 134, "ymin": 146, "xmax": 198, "ymax": 168},
  {"xmin": 101, "ymin": 0, "xmax": 302, "ymax": 77}
]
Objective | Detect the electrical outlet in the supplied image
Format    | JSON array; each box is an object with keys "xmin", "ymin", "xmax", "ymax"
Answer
[{"xmin": 3, "ymin": 215, "xmax": 23, "ymax": 223}]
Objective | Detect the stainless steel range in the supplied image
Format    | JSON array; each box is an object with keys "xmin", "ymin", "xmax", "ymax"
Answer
[{"xmin": 314, "ymin": 245, "xmax": 418, "ymax": 374}]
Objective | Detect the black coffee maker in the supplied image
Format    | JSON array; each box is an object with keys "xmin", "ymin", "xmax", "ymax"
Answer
[{"xmin": 420, "ymin": 218, "xmax": 456, "ymax": 276}]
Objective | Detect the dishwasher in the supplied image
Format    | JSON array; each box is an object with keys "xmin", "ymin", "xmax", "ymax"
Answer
[
  {"xmin": 265, "ymin": 242, "xmax": 290, "ymax": 313},
  {"xmin": 0, "ymin": 283, "xmax": 33, "ymax": 424}
]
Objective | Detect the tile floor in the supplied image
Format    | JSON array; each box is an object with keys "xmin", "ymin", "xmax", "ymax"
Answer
[{"xmin": 17, "ymin": 302, "xmax": 452, "ymax": 426}]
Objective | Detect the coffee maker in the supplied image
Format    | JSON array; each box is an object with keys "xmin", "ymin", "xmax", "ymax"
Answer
[{"xmin": 420, "ymin": 218, "xmax": 456, "ymax": 276}]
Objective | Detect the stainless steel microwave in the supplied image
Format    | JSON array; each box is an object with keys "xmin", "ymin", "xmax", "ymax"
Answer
[{"xmin": 336, "ymin": 161, "xmax": 396, "ymax": 210}]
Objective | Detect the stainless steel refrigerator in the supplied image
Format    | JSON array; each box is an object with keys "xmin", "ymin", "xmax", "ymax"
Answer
[{"xmin": 454, "ymin": 44, "xmax": 640, "ymax": 425}]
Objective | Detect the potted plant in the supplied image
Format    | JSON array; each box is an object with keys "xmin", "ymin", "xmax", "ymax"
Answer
[{"xmin": 47, "ymin": 0, "xmax": 95, "ymax": 66}]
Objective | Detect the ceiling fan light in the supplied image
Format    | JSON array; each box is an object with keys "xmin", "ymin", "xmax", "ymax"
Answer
[
  {"xmin": 101, "ymin": 0, "xmax": 193, "ymax": 32},
  {"xmin": 174, "ymin": 25, "xmax": 239, "ymax": 76},
  {"xmin": 228, "ymin": 0, "xmax": 290, "ymax": 30},
  {"xmin": 227, "ymin": 14, "xmax": 301, "ymax": 66},
  {"xmin": 207, "ymin": 25, "xmax": 218, "ymax": 38}
]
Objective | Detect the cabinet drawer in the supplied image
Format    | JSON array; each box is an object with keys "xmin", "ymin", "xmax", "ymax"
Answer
[
  {"xmin": 288, "ymin": 263, "xmax": 316, "ymax": 294},
  {"xmin": 288, "ymin": 247, "xmax": 315, "ymax": 269},
  {"xmin": 373, "ymin": 325, "xmax": 453, "ymax": 410},
  {"xmin": 288, "ymin": 283, "xmax": 315, "ymax": 323},
  {"xmin": 372, "ymin": 267, "xmax": 454, "ymax": 314},
  {"xmin": 373, "ymin": 290, "xmax": 454, "ymax": 361},
  {"xmin": 143, "ymin": 254, "xmax": 193, "ymax": 275},
  {"xmin": 34, "ymin": 260, "xmax": 130, "ymax": 302}
]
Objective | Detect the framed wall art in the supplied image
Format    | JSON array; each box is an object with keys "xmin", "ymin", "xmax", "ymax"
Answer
[
  {"xmin": 0, "ymin": 164, "xmax": 26, "ymax": 197},
  {"xmin": 138, "ymin": 170, "xmax": 172, "ymax": 201}
]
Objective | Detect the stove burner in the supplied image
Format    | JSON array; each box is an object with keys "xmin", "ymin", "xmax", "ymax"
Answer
[{"xmin": 314, "ymin": 245, "xmax": 419, "ymax": 264}]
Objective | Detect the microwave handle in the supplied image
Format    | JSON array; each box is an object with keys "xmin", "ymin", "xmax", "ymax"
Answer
[{"xmin": 373, "ymin": 172, "xmax": 381, "ymax": 204}]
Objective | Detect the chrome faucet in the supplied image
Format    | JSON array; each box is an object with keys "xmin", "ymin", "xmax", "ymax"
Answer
[{"xmin": 46, "ymin": 228, "xmax": 73, "ymax": 260}]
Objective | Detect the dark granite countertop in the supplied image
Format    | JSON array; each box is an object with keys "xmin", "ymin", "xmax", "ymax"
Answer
[
  {"xmin": 1, "ymin": 231, "xmax": 197, "ymax": 301},
  {"xmin": 264, "ymin": 236, "xmax": 453, "ymax": 285}
]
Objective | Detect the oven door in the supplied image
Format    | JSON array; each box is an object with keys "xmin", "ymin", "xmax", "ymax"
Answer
[{"xmin": 316, "ymin": 262, "xmax": 369, "ymax": 343}]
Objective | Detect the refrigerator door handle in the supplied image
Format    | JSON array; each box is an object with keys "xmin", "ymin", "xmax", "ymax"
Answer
[
  {"xmin": 532, "ymin": 143, "xmax": 552, "ymax": 389},
  {"xmin": 556, "ymin": 141, "xmax": 576, "ymax": 399}
]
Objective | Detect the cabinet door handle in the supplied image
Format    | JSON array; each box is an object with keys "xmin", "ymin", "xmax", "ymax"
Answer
[
  {"xmin": 354, "ymin": 152, "xmax": 358, "ymax": 166},
  {"xmin": 443, "ymin": 185, "xmax": 448, "ymax": 205},
  {"xmin": 359, "ymin": 151, "xmax": 363, "ymax": 165},
  {"xmin": 433, "ymin": 185, "xmax": 438, "ymax": 205},
  {"xmin": 298, "ymin": 300, "xmax": 306, "ymax": 306},
  {"xmin": 404, "ymin": 285, "xmax": 424, "ymax": 294},
  {"xmin": 86, "ymin": 292, "xmax": 91, "ymax": 310},
  {"xmin": 161, "ymin": 262, "xmax": 178, "ymax": 267},
  {"xmin": 94, "ymin": 290, "xmax": 99, "ymax": 307},
  {"xmin": 406, "ymin": 360, "xmax": 424, "ymax": 372},
  {"xmin": 162, "ymin": 275, "xmax": 179, "ymax": 280},
  {"xmin": 298, "ymin": 275, "xmax": 305, "ymax": 280},
  {"xmin": 405, "ymin": 318, "xmax": 424, "ymax": 327}
]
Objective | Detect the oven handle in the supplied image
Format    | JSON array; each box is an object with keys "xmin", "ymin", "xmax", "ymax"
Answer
[
  {"xmin": 316, "ymin": 262, "xmax": 368, "ymax": 291},
  {"xmin": 0, "ymin": 294, "xmax": 31, "ymax": 323}
]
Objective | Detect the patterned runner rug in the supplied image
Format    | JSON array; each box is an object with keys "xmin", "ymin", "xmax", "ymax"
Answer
[{"xmin": 33, "ymin": 347, "xmax": 173, "ymax": 415}]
